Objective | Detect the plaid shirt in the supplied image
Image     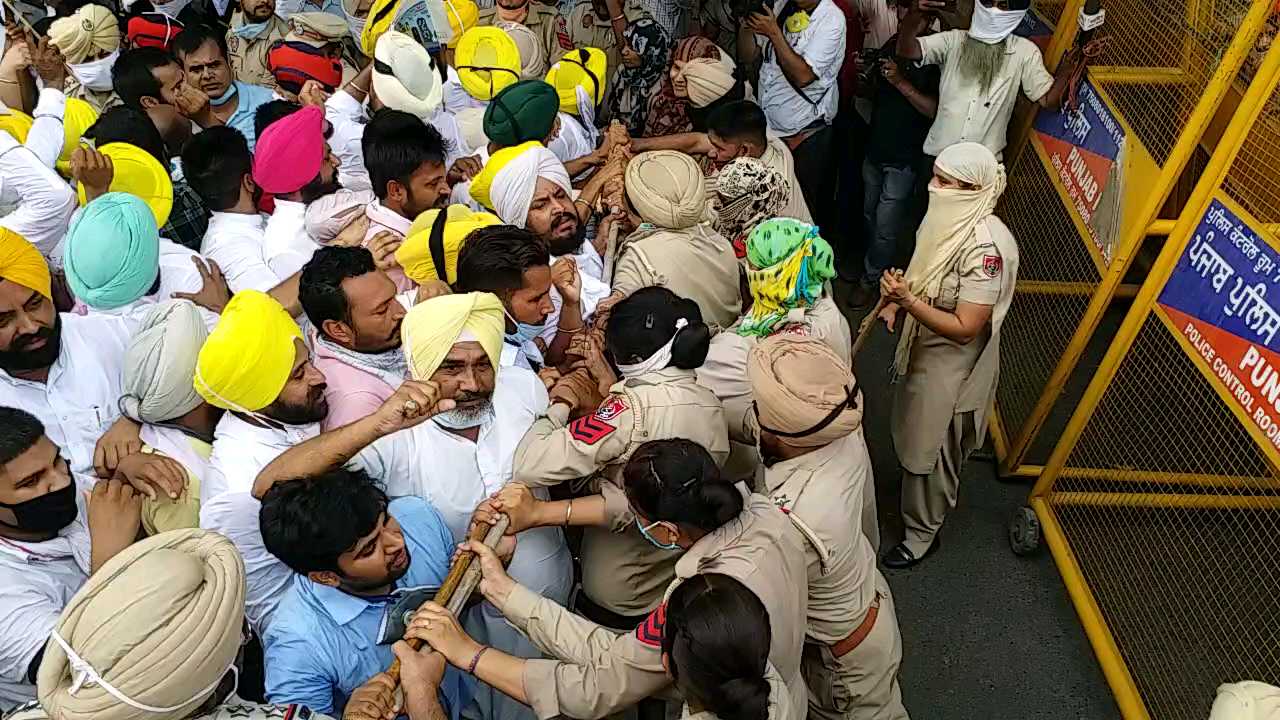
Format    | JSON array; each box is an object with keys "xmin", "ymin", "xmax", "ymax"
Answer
[{"xmin": 162, "ymin": 178, "xmax": 210, "ymax": 253}]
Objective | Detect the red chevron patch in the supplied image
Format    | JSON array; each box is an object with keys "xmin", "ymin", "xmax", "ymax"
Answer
[
  {"xmin": 569, "ymin": 415, "xmax": 616, "ymax": 445},
  {"xmin": 634, "ymin": 603, "xmax": 666, "ymax": 647}
]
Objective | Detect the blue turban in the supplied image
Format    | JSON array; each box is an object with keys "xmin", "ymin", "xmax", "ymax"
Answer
[{"xmin": 65, "ymin": 192, "xmax": 160, "ymax": 310}]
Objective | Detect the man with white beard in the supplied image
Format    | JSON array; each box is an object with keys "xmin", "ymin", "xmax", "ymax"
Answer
[{"xmin": 897, "ymin": 0, "xmax": 1083, "ymax": 160}]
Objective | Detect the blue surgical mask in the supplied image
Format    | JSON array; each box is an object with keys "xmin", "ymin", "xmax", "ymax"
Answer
[
  {"xmin": 502, "ymin": 307, "xmax": 545, "ymax": 347},
  {"xmin": 635, "ymin": 518, "xmax": 681, "ymax": 551},
  {"xmin": 231, "ymin": 18, "xmax": 271, "ymax": 40},
  {"xmin": 210, "ymin": 82, "xmax": 239, "ymax": 107}
]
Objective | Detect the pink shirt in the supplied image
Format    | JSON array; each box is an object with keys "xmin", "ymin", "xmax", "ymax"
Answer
[
  {"xmin": 363, "ymin": 201, "xmax": 415, "ymax": 293},
  {"xmin": 311, "ymin": 333, "xmax": 397, "ymax": 431}
]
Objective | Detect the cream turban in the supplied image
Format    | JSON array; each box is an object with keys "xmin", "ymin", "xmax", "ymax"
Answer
[
  {"xmin": 1210, "ymin": 682, "xmax": 1280, "ymax": 720},
  {"xmin": 747, "ymin": 335, "xmax": 862, "ymax": 447},
  {"xmin": 401, "ymin": 292, "xmax": 504, "ymax": 380},
  {"xmin": 495, "ymin": 20, "xmax": 548, "ymax": 80},
  {"xmin": 305, "ymin": 189, "xmax": 378, "ymax": 244},
  {"xmin": 373, "ymin": 31, "xmax": 444, "ymax": 120},
  {"xmin": 49, "ymin": 5, "xmax": 120, "ymax": 64},
  {"xmin": 454, "ymin": 107, "xmax": 489, "ymax": 154},
  {"xmin": 624, "ymin": 150, "xmax": 711, "ymax": 230},
  {"xmin": 120, "ymin": 300, "xmax": 209, "ymax": 425},
  {"xmin": 469, "ymin": 140, "xmax": 570, "ymax": 227},
  {"xmin": 38, "ymin": 530, "xmax": 245, "ymax": 720},
  {"xmin": 681, "ymin": 52, "xmax": 736, "ymax": 108}
]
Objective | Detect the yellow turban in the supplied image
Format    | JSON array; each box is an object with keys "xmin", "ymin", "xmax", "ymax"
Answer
[
  {"xmin": 194, "ymin": 290, "xmax": 303, "ymax": 413},
  {"xmin": 397, "ymin": 204, "xmax": 500, "ymax": 284},
  {"xmin": 401, "ymin": 292, "xmax": 504, "ymax": 380},
  {"xmin": 49, "ymin": 4, "xmax": 120, "ymax": 64},
  {"xmin": 455, "ymin": 26, "xmax": 521, "ymax": 101},
  {"xmin": 0, "ymin": 108, "xmax": 33, "ymax": 144},
  {"xmin": 445, "ymin": 0, "xmax": 480, "ymax": 47},
  {"xmin": 545, "ymin": 47, "xmax": 606, "ymax": 114},
  {"xmin": 0, "ymin": 228, "xmax": 51, "ymax": 300}
]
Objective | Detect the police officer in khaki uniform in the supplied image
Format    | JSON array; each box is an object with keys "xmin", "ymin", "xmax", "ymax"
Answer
[
  {"xmin": 551, "ymin": 0, "xmax": 650, "ymax": 74},
  {"xmin": 227, "ymin": 0, "xmax": 290, "ymax": 89},
  {"xmin": 480, "ymin": 0, "xmax": 561, "ymax": 69},
  {"xmin": 877, "ymin": 142, "xmax": 1019, "ymax": 569},
  {"xmin": 749, "ymin": 335, "xmax": 908, "ymax": 719},
  {"xmin": 409, "ymin": 439, "xmax": 808, "ymax": 720}
]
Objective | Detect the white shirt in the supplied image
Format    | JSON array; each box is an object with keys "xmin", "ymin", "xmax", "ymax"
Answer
[
  {"xmin": 757, "ymin": 0, "xmax": 846, "ymax": 136},
  {"xmin": 73, "ymin": 240, "xmax": 220, "ymax": 332},
  {"xmin": 429, "ymin": 106, "xmax": 472, "ymax": 166},
  {"xmin": 443, "ymin": 66, "xmax": 487, "ymax": 114},
  {"xmin": 199, "ymin": 414, "xmax": 320, "ymax": 633},
  {"xmin": 539, "ymin": 254, "xmax": 611, "ymax": 346},
  {"xmin": 140, "ymin": 423, "xmax": 210, "ymax": 484},
  {"xmin": 15, "ymin": 89, "xmax": 67, "ymax": 170},
  {"xmin": 324, "ymin": 90, "xmax": 371, "ymax": 193},
  {"xmin": 202, "ymin": 211, "xmax": 283, "ymax": 293},
  {"xmin": 0, "ymin": 98, "xmax": 76, "ymax": 258},
  {"xmin": 548, "ymin": 113, "xmax": 595, "ymax": 167},
  {"xmin": 350, "ymin": 367, "xmax": 572, "ymax": 603},
  {"xmin": 918, "ymin": 30, "xmax": 1054, "ymax": 157},
  {"xmin": 262, "ymin": 199, "xmax": 319, "ymax": 279},
  {"xmin": 0, "ymin": 477, "xmax": 92, "ymax": 713},
  {"xmin": 0, "ymin": 313, "xmax": 133, "ymax": 474}
]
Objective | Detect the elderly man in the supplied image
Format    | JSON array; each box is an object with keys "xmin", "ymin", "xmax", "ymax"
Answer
[
  {"xmin": 227, "ymin": 0, "xmax": 289, "ymax": 88},
  {"xmin": 254, "ymin": 292, "xmax": 572, "ymax": 720},
  {"xmin": 4, "ymin": 529, "xmax": 342, "ymax": 720},
  {"xmin": 898, "ymin": 0, "xmax": 1079, "ymax": 158},
  {"xmin": 747, "ymin": 335, "xmax": 906, "ymax": 720},
  {"xmin": 174, "ymin": 24, "xmax": 276, "ymax": 150},
  {"xmin": 612, "ymin": 150, "xmax": 741, "ymax": 330},
  {"xmin": 195, "ymin": 290, "xmax": 329, "ymax": 633}
]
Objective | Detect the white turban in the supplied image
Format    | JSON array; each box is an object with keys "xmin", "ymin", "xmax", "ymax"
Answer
[
  {"xmin": 373, "ymin": 30, "xmax": 445, "ymax": 119},
  {"xmin": 119, "ymin": 300, "xmax": 209, "ymax": 425},
  {"xmin": 469, "ymin": 141, "xmax": 570, "ymax": 228}
]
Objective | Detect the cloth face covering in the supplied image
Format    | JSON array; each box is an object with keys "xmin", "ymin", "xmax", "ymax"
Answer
[
  {"xmin": 968, "ymin": 1, "xmax": 1027, "ymax": 43},
  {"xmin": 739, "ymin": 218, "xmax": 836, "ymax": 338}
]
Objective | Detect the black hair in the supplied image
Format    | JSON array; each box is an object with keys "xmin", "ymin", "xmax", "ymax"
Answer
[
  {"xmin": 177, "ymin": 0, "xmax": 235, "ymax": 29},
  {"xmin": 85, "ymin": 106, "xmax": 169, "ymax": 165},
  {"xmin": 688, "ymin": 78, "xmax": 747, "ymax": 133},
  {"xmin": 0, "ymin": 407, "xmax": 44, "ymax": 468},
  {"xmin": 361, "ymin": 109, "xmax": 447, "ymax": 201},
  {"xmin": 605, "ymin": 286, "xmax": 711, "ymax": 369},
  {"xmin": 259, "ymin": 469, "xmax": 390, "ymax": 575},
  {"xmin": 254, "ymin": 99, "xmax": 303, "ymax": 139},
  {"xmin": 300, "ymin": 247, "xmax": 379, "ymax": 333},
  {"xmin": 706, "ymin": 100, "xmax": 767, "ymax": 147},
  {"xmin": 622, "ymin": 438, "xmax": 743, "ymax": 531},
  {"xmin": 454, "ymin": 225, "xmax": 549, "ymax": 295},
  {"xmin": 172, "ymin": 22, "xmax": 229, "ymax": 62},
  {"xmin": 112, "ymin": 47, "xmax": 179, "ymax": 109},
  {"xmin": 663, "ymin": 574, "xmax": 772, "ymax": 720},
  {"xmin": 181, "ymin": 125, "xmax": 251, "ymax": 212}
]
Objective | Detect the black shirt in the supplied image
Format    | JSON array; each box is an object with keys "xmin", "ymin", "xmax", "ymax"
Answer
[{"xmin": 865, "ymin": 38, "xmax": 941, "ymax": 166}]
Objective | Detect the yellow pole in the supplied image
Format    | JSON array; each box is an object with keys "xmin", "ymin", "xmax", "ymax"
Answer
[
  {"xmin": 1049, "ymin": 491, "xmax": 1280, "ymax": 510},
  {"xmin": 1003, "ymin": 0, "xmax": 1276, "ymax": 476},
  {"xmin": 1032, "ymin": 26, "xmax": 1280, "ymax": 501},
  {"xmin": 1000, "ymin": 0, "xmax": 1087, "ymax": 164},
  {"xmin": 1010, "ymin": 465, "xmax": 1278, "ymax": 491}
]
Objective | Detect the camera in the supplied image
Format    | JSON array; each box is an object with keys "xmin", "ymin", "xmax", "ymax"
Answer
[{"xmin": 858, "ymin": 47, "xmax": 892, "ymax": 86}]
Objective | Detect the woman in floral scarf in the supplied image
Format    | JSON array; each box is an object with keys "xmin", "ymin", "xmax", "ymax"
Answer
[
  {"xmin": 644, "ymin": 36, "xmax": 722, "ymax": 137},
  {"xmin": 713, "ymin": 157, "xmax": 791, "ymax": 260},
  {"xmin": 607, "ymin": 18, "xmax": 673, "ymax": 135}
]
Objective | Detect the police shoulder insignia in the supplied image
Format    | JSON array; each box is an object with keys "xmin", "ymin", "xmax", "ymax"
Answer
[
  {"xmin": 982, "ymin": 254, "xmax": 1002, "ymax": 277},
  {"xmin": 556, "ymin": 16, "xmax": 573, "ymax": 49},
  {"xmin": 634, "ymin": 603, "xmax": 666, "ymax": 647},
  {"xmin": 593, "ymin": 395, "xmax": 629, "ymax": 421},
  {"xmin": 570, "ymin": 414, "xmax": 616, "ymax": 445}
]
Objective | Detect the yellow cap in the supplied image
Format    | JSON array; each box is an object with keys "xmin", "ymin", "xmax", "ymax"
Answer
[
  {"xmin": 397, "ymin": 204, "xmax": 500, "ymax": 284},
  {"xmin": 444, "ymin": 0, "xmax": 479, "ymax": 47},
  {"xmin": 545, "ymin": 47, "xmax": 607, "ymax": 114},
  {"xmin": 0, "ymin": 109, "xmax": 33, "ymax": 144},
  {"xmin": 194, "ymin": 290, "xmax": 303, "ymax": 413},
  {"xmin": 54, "ymin": 98, "xmax": 99, "ymax": 177},
  {"xmin": 455, "ymin": 27, "xmax": 521, "ymax": 101},
  {"xmin": 76, "ymin": 142, "xmax": 174, "ymax": 228}
]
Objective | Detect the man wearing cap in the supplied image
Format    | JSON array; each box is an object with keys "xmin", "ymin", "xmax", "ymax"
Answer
[
  {"xmin": 174, "ymin": 24, "xmax": 277, "ymax": 150},
  {"xmin": 552, "ymin": 0, "xmax": 649, "ymax": 73},
  {"xmin": 747, "ymin": 335, "xmax": 906, "ymax": 720},
  {"xmin": 227, "ymin": 0, "xmax": 290, "ymax": 89},
  {"xmin": 254, "ymin": 291, "xmax": 573, "ymax": 720},
  {"xmin": 195, "ymin": 289, "xmax": 330, "ymax": 632},
  {"xmin": 288, "ymin": 12, "xmax": 360, "ymax": 82},
  {"xmin": 48, "ymin": 4, "xmax": 123, "ymax": 113},
  {"xmin": 480, "ymin": 0, "xmax": 559, "ymax": 72},
  {"xmin": 255, "ymin": 104, "xmax": 343, "ymax": 279}
]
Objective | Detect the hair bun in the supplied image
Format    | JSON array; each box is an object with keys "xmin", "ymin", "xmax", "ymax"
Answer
[{"xmin": 713, "ymin": 676, "xmax": 770, "ymax": 720}]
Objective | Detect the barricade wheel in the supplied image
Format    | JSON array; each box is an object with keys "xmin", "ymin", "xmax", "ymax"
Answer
[{"xmin": 1009, "ymin": 506, "xmax": 1041, "ymax": 556}]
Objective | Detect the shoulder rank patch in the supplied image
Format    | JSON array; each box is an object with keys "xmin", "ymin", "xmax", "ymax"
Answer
[
  {"xmin": 556, "ymin": 15, "xmax": 573, "ymax": 50},
  {"xmin": 982, "ymin": 254, "xmax": 1002, "ymax": 277},
  {"xmin": 593, "ymin": 395, "xmax": 629, "ymax": 421},
  {"xmin": 570, "ymin": 414, "xmax": 616, "ymax": 445},
  {"xmin": 634, "ymin": 603, "xmax": 666, "ymax": 647}
]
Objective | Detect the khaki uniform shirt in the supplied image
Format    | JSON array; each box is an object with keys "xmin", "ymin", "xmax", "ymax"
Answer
[
  {"xmin": 63, "ymin": 78, "xmax": 120, "ymax": 114},
  {"xmin": 613, "ymin": 224, "xmax": 743, "ymax": 331},
  {"xmin": 496, "ymin": 493, "xmax": 809, "ymax": 720},
  {"xmin": 551, "ymin": 0, "xmax": 650, "ymax": 82},
  {"xmin": 480, "ymin": 3, "xmax": 561, "ymax": 69},
  {"xmin": 513, "ymin": 367, "xmax": 729, "ymax": 615},
  {"xmin": 680, "ymin": 665, "xmax": 797, "ymax": 720},
  {"xmin": 227, "ymin": 14, "xmax": 290, "ymax": 90}
]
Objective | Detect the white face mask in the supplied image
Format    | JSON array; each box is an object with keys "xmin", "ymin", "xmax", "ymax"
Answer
[
  {"xmin": 151, "ymin": 0, "xmax": 194, "ymax": 16},
  {"xmin": 616, "ymin": 318, "xmax": 688, "ymax": 377},
  {"xmin": 69, "ymin": 50, "xmax": 120, "ymax": 92},
  {"xmin": 967, "ymin": 2, "xmax": 1027, "ymax": 43}
]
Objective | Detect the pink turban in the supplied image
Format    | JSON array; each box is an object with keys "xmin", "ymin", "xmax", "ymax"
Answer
[{"xmin": 252, "ymin": 106, "xmax": 326, "ymax": 195}]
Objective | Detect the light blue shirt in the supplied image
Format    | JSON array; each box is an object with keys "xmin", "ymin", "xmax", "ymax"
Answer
[
  {"xmin": 261, "ymin": 497, "xmax": 469, "ymax": 717},
  {"xmin": 219, "ymin": 81, "xmax": 276, "ymax": 152}
]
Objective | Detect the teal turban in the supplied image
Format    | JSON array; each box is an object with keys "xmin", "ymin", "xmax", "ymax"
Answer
[
  {"xmin": 484, "ymin": 79, "xmax": 560, "ymax": 148},
  {"xmin": 65, "ymin": 192, "xmax": 160, "ymax": 310}
]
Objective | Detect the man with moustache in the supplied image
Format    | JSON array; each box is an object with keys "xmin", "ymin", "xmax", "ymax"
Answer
[
  {"xmin": 173, "ymin": 24, "xmax": 276, "ymax": 150},
  {"xmin": 226, "ymin": 0, "xmax": 289, "ymax": 89}
]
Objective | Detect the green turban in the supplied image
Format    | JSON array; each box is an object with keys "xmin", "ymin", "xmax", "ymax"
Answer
[{"xmin": 484, "ymin": 79, "xmax": 560, "ymax": 148}]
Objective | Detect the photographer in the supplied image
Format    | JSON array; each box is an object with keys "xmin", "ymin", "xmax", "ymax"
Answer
[{"xmin": 851, "ymin": 0, "xmax": 939, "ymax": 309}]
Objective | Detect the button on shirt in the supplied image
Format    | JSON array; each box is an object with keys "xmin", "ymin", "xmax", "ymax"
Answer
[
  {"xmin": 262, "ymin": 497, "xmax": 468, "ymax": 718},
  {"xmin": 0, "ymin": 313, "xmax": 133, "ymax": 474},
  {"xmin": 201, "ymin": 211, "xmax": 283, "ymax": 293},
  {"xmin": 757, "ymin": 0, "xmax": 846, "ymax": 136},
  {"xmin": 918, "ymin": 30, "xmax": 1054, "ymax": 157},
  {"xmin": 262, "ymin": 199, "xmax": 320, "ymax": 279}
]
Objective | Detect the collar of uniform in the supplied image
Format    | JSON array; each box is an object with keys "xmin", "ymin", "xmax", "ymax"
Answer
[
  {"xmin": 610, "ymin": 366, "xmax": 697, "ymax": 392},
  {"xmin": 308, "ymin": 578, "xmax": 383, "ymax": 626},
  {"xmin": 673, "ymin": 485, "xmax": 752, "ymax": 580},
  {"xmin": 761, "ymin": 436, "xmax": 845, "ymax": 494}
]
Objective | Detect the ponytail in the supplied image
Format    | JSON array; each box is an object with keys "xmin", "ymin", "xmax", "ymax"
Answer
[
  {"xmin": 608, "ymin": 287, "xmax": 711, "ymax": 370},
  {"xmin": 623, "ymin": 439, "xmax": 743, "ymax": 533}
]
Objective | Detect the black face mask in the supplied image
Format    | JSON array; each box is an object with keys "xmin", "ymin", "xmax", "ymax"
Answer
[{"xmin": 0, "ymin": 481, "xmax": 78, "ymax": 535}]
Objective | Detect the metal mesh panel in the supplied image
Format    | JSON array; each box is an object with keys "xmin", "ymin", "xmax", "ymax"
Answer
[{"xmin": 1223, "ymin": 38, "xmax": 1280, "ymax": 224}]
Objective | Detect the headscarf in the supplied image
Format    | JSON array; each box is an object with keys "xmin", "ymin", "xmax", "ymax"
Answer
[
  {"xmin": 896, "ymin": 142, "xmax": 1005, "ymax": 372},
  {"xmin": 195, "ymin": 290, "xmax": 303, "ymax": 413},
  {"xmin": 495, "ymin": 20, "xmax": 547, "ymax": 79},
  {"xmin": 305, "ymin": 189, "xmax": 378, "ymax": 244},
  {"xmin": 372, "ymin": 31, "xmax": 444, "ymax": 120},
  {"xmin": 484, "ymin": 79, "xmax": 558, "ymax": 147},
  {"xmin": 455, "ymin": 26, "xmax": 522, "ymax": 101},
  {"xmin": 624, "ymin": 150, "xmax": 712, "ymax": 230},
  {"xmin": 38, "ymin": 530, "xmax": 245, "ymax": 720},
  {"xmin": 469, "ymin": 140, "xmax": 570, "ymax": 227},
  {"xmin": 739, "ymin": 218, "xmax": 835, "ymax": 338},
  {"xmin": 747, "ymin": 335, "xmax": 862, "ymax": 447},
  {"xmin": 251, "ymin": 105, "xmax": 326, "ymax": 195},
  {"xmin": 64, "ymin": 193, "xmax": 160, "ymax": 311},
  {"xmin": 713, "ymin": 157, "xmax": 789, "ymax": 258},
  {"xmin": 444, "ymin": 0, "xmax": 480, "ymax": 47},
  {"xmin": 0, "ymin": 228, "xmax": 51, "ymax": 300},
  {"xmin": 607, "ymin": 18, "xmax": 672, "ymax": 136},
  {"xmin": 545, "ymin": 47, "xmax": 606, "ymax": 115},
  {"xmin": 401, "ymin": 292, "xmax": 504, "ymax": 379},
  {"xmin": 644, "ymin": 36, "xmax": 720, "ymax": 138},
  {"xmin": 398, "ymin": 204, "xmax": 500, "ymax": 284},
  {"xmin": 49, "ymin": 4, "xmax": 120, "ymax": 64},
  {"xmin": 682, "ymin": 52, "xmax": 736, "ymax": 107},
  {"xmin": 120, "ymin": 300, "xmax": 208, "ymax": 424},
  {"xmin": 1210, "ymin": 682, "xmax": 1280, "ymax": 720}
]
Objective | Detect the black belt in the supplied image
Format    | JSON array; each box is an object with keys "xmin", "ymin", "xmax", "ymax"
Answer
[{"xmin": 575, "ymin": 591, "xmax": 651, "ymax": 631}]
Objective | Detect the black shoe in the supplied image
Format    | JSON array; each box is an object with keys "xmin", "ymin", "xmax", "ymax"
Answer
[
  {"xmin": 847, "ymin": 283, "xmax": 877, "ymax": 310},
  {"xmin": 881, "ymin": 539, "xmax": 940, "ymax": 569}
]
